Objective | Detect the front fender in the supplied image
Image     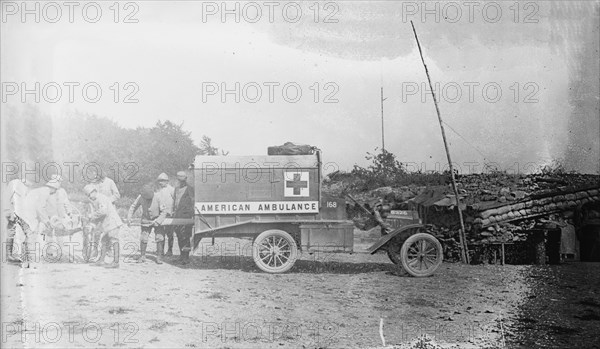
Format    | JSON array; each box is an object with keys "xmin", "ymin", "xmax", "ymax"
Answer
[{"xmin": 366, "ymin": 224, "xmax": 424, "ymax": 254}]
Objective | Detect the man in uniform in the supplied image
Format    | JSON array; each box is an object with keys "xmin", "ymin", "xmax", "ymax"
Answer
[
  {"xmin": 149, "ymin": 173, "xmax": 174, "ymax": 264},
  {"xmin": 127, "ymin": 183, "xmax": 155, "ymax": 263},
  {"xmin": 371, "ymin": 199, "xmax": 392, "ymax": 236},
  {"xmin": 4, "ymin": 179, "xmax": 60, "ymax": 267},
  {"xmin": 172, "ymin": 171, "xmax": 195, "ymax": 265},
  {"xmin": 88, "ymin": 170, "xmax": 120, "ymax": 260},
  {"xmin": 44, "ymin": 175, "xmax": 75, "ymax": 259},
  {"xmin": 3, "ymin": 178, "xmax": 31, "ymax": 263},
  {"xmin": 84, "ymin": 184, "xmax": 122, "ymax": 268},
  {"xmin": 90, "ymin": 168, "xmax": 121, "ymax": 203},
  {"xmin": 45, "ymin": 175, "xmax": 71, "ymax": 218}
]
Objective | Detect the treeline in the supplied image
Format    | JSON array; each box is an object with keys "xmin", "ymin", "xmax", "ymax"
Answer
[
  {"xmin": 326, "ymin": 149, "xmax": 451, "ymax": 192},
  {"xmin": 327, "ymin": 149, "xmax": 581, "ymax": 193},
  {"xmin": 2, "ymin": 105, "xmax": 224, "ymax": 198}
]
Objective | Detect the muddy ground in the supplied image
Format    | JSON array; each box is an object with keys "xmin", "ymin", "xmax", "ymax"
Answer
[{"xmin": 1, "ymin": 227, "xmax": 599, "ymax": 349}]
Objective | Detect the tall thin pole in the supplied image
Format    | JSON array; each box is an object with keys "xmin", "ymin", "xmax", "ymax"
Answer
[
  {"xmin": 411, "ymin": 21, "xmax": 469, "ymax": 264},
  {"xmin": 380, "ymin": 86, "xmax": 387, "ymax": 151}
]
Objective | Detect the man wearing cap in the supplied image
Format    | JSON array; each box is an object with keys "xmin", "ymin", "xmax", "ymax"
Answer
[
  {"xmin": 85, "ymin": 169, "xmax": 120, "ymax": 260},
  {"xmin": 46, "ymin": 174, "xmax": 72, "ymax": 219},
  {"xmin": 44, "ymin": 175, "xmax": 75, "ymax": 259},
  {"xmin": 127, "ymin": 183, "xmax": 155, "ymax": 263},
  {"xmin": 149, "ymin": 173, "xmax": 174, "ymax": 264},
  {"xmin": 84, "ymin": 184, "xmax": 123, "ymax": 268},
  {"xmin": 371, "ymin": 199, "xmax": 391, "ymax": 236},
  {"xmin": 89, "ymin": 167, "xmax": 120, "ymax": 203},
  {"xmin": 172, "ymin": 171, "xmax": 195, "ymax": 265},
  {"xmin": 5, "ymin": 179, "xmax": 60, "ymax": 267}
]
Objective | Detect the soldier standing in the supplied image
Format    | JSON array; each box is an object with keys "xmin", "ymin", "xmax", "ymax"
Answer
[
  {"xmin": 127, "ymin": 183, "xmax": 155, "ymax": 263},
  {"xmin": 45, "ymin": 175, "xmax": 74, "ymax": 259},
  {"xmin": 87, "ymin": 170, "xmax": 120, "ymax": 260},
  {"xmin": 173, "ymin": 171, "xmax": 195, "ymax": 265},
  {"xmin": 3, "ymin": 178, "xmax": 31, "ymax": 263},
  {"xmin": 149, "ymin": 173, "xmax": 174, "ymax": 264},
  {"xmin": 84, "ymin": 184, "xmax": 122, "ymax": 268}
]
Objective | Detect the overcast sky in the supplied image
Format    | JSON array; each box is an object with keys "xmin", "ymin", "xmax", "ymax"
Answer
[{"xmin": 2, "ymin": 1, "xmax": 599, "ymax": 173}]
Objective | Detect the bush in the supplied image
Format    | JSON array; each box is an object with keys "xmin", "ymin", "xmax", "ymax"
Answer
[{"xmin": 335, "ymin": 149, "xmax": 450, "ymax": 191}]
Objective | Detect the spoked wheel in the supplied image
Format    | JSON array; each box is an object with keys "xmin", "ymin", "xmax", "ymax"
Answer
[
  {"xmin": 386, "ymin": 228, "xmax": 427, "ymax": 265},
  {"xmin": 400, "ymin": 233, "xmax": 443, "ymax": 277},
  {"xmin": 253, "ymin": 229, "xmax": 298, "ymax": 273}
]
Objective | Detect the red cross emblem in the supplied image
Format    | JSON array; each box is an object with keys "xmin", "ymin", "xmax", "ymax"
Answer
[{"xmin": 285, "ymin": 173, "xmax": 308, "ymax": 195}]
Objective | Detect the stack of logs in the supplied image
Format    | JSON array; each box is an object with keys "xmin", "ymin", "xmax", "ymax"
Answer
[{"xmin": 473, "ymin": 187, "xmax": 600, "ymax": 227}]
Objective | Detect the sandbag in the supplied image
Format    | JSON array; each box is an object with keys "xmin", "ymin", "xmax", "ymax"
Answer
[
  {"xmin": 552, "ymin": 195, "xmax": 565, "ymax": 203},
  {"xmin": 481, "ymin": 210, "xmax": 495, "ymax": 219},
  {"xmin": 497, "ymin": 206, "xmax": 511, "ymax": 215},
  {"xmin": 513, "ymin": 211, "xmax": 522, "ymax": 218}
]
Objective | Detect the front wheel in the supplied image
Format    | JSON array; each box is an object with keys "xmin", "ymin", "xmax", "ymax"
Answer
[
  {"xmin": 386, "ymin": 228, "xmax": 426, "ymax": 265},
  {"xmin": 387, "ymin": 237, "xmax": 402, "ymax": 265},
  {"xmin": 253, "ymin": 229, "xmax": 298, "ymax": 273},
  {"xmin": 400, "ymin": 233, "xmax": 443, "ymax": 277}
]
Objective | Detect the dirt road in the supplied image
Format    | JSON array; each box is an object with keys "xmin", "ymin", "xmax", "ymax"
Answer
[{"xmin": 3, "ymin": 227, "xmax": 590, "ymax": 349}]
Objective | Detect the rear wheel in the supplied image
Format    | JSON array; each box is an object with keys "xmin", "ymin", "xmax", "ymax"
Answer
[
  {"xmin": 253, "ymin": 229, "xmax": 298, "ymax": 273},
  {"xmin": 400, "ymin": 233, "xmax": 443, "ymax": 277}
]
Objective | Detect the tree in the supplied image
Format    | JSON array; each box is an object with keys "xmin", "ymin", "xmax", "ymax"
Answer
[{"xmin": 199, "ymin": 135, "xmax": 229, "ymax": 156}]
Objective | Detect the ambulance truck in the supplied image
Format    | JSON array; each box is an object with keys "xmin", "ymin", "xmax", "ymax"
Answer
[{"xmin": 190, "ymin": 150, "xmax": 443, "ymax": 276}]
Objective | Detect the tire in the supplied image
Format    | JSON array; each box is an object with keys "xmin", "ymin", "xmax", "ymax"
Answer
[
  {"xmin": 386, "ymin": 227, "xmax": 426, "ymax": 265},
  {"xmin": 400, "ymin": 233, "xmax": 443, "ymax": 277},
  {"xmin": 386, "ymin": 236, "xmax": 402, "ymax": 265},
  {"xmin": 253, "ymin": 229, "xmax": 298, "ymax": 273}
]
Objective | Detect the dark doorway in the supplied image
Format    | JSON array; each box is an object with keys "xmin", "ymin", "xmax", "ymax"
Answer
[{"xmin": 579, "ymin": 223, "xmax": 600, "ymax": 262}]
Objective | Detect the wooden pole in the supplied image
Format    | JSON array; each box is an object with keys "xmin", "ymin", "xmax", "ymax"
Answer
[
  {"xmin": 410, "ymin": 21, "xmax": 470, "ymax": 264},
  {"xmin": 381, "ymin": 86, "xmax": 387, "ymax": 152}
]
